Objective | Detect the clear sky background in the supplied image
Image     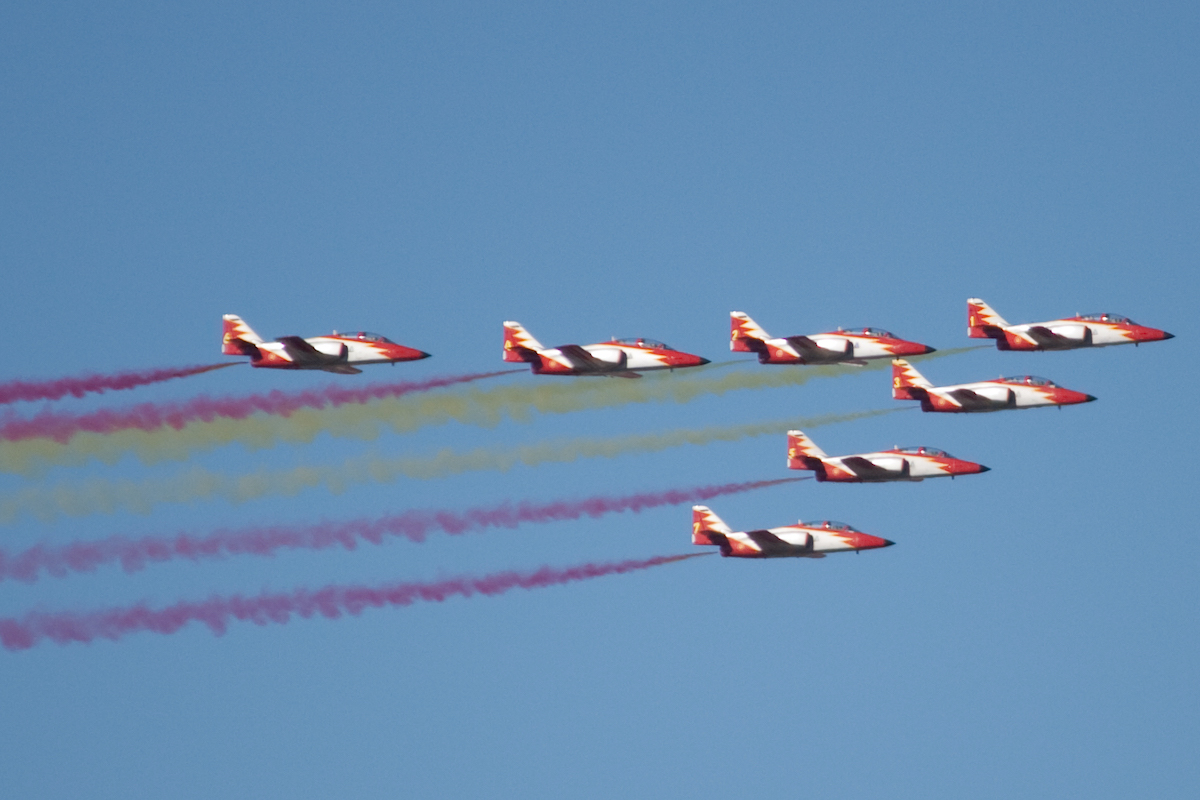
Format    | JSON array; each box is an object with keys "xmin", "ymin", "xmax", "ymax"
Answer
[{"xmin": 1, "ymin": 2, "xmax": 1196, "ymax": 798}]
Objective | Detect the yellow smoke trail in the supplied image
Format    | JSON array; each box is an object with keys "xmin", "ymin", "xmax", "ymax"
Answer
[
  {"xmin": 0, "ymin": 349, "xmax": 969, "ymax": 476},
  {"xmin": 0, "ymin": 408, "xmax": 902, "ymax": 524}
]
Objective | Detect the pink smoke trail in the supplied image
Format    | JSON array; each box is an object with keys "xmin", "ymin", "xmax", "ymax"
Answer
[
  {"xmin": 0, "ymin": 478, "xmax": 803, "ymax": 582},
  {"xmin": 0, "ymin": 370, "xmax": 516, "ymax": 444},
  {"xmin": 0, "ymin": 553, "xmax": 708, "ymax": 650},
  {"xmin": 0, "ymin": 363, "xmax": 238, "ymax": 406}
]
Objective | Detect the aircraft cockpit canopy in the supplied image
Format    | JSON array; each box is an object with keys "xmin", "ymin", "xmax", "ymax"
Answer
[
  {"xmin": 896, "ymin": 446, "xmax": 949, "ymax": 457},
  {"xmin": 841, "ymin": 327, "xmax": 894, "ymax": 338},
  {"xmin": 801, "ymin": 520, "xmax": 860, "ymax": 532},
  {"xmin": 340, "ymin": 331, "xmax": 394, "ymax": 343},
  {"xmin": 1003, "ymin": 375, "xmax": 1056, "ymax": 386},
  {"xmin": 1078, "ymin": 313, "xmax": 1131, "ymax": 324},
  {"xmin": 612, "ymin": 337, "xmax": 674, "ymax": 350}
]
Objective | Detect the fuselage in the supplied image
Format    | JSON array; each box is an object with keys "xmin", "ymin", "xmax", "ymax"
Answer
[
  {"xmin": 901, "ymin": 376, "xmax": 1096, "ymax": 412},
  {"xmin": 519, "ymin": 338, "xmax": 708, "ymax": 376},
  {"xmin": 969, "ymin": 312, "xmax": 1173, "ymax": 351},
  {"xmin": 248, "ymin": 333, "xmax": 429, "ymax": 369},
  {"xmin": 788, "ymin": 446, "xmax": 990, "ymax": 482},
  {"xmin": 715, "ymin": 521, "xmax": 893, "ymax": 557},
  {"xmin": 739, "ymin": 328, "xmax": 934, "ymax": 365}
]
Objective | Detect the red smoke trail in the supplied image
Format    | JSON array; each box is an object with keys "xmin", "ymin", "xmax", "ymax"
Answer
[
  {"xmin": 0, "ymin": 363, "xmax": 237, "ymax": 406},
  {"xmin": 0, "ymin": 553, "xmax": 707, "ymax": 650},
  {"xmin": 0, "ymin": 370, "xmax": 515, "ymax": 444},
  {"xmin": 0, "ymin": 478, "xmax": 802, "ymax": 582}
]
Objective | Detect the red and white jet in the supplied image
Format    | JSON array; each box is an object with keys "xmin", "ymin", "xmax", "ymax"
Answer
[
  {"xmin": 502, "ymin": 321, "xmax": 709, "ymax": 378},
  {"xmin": 892, "ymin": 358, "xmax": 1096, "ymax": 413},
  {"xmin": 787, "ymin": 429, "xmax": 990, "ymax": 482},
  {"xmin": 968, "ymin": 298, "xmax": 1174, "ymax": 351},
  {"xmin": 222, "ymin": 315, "xmax": 430, "ymax": 375},
  {"xmin": 730, "ymin": 311, "xmax": 935, "ymax": 365},
  {"xmin": 691, "ymin": 505, "xmax": 894, "ymax": 558}
]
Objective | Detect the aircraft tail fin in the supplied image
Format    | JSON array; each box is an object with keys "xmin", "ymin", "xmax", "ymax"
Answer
[
  {"xmin": 692, "ymin": 505, "xmax": 733, "ymax": 545},
  {"xmin": 892, "ymin": 359, "xmax": 932, "ymax": 400},
  {"xmin": 787, "ymin": 429, "xmax": 828, "ymax": 471},
  {"xmin": 967, "ymin": 298, "xmax": 1009, "ymax": 338},
  {"xmin": 223, "ymin": 314, "xmax": 265, "ymax": 356},
  {"xmin": 503, "ymin": 321, "xmax": 544, "ymax": 362},
  {"xmin": 730, "ymin": 311, "xmax": 770, "ymax": 352}
]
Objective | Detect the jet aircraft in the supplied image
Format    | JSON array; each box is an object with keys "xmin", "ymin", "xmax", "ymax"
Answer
[
  {"xmin": 787, "ymin": 429, "xmax": 990, "ymax": 482},
  {"xmin": 502, "ymin": 321, "xmax": 709, "ymax": 378},
  {"xmin": 968, "ymin": 298, "xmax": 1173, "ymax": 351},
  {"xmin": 730, "ymin": 311, "xmax": 935, "ymax": 365},
  {"xmin": 892, "ymin": 359, "xmax": 1096, "ymax": 413},
  {"xmin": 691, "ymin": 505, "xmax": 893, "ymax": 558},
  {"xmin": 222, "ymin": 315, "xmax": 430, "ymax": 374}
]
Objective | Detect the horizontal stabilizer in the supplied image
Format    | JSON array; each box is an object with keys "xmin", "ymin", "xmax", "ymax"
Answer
[{"xmin": 224, "ymin": 338, "xmax": 262, "ymax": 360}]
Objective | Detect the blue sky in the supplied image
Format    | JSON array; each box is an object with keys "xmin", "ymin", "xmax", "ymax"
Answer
[{"xmin": 1, "ymin": 2, "xmax": 1196, "ymax": 798}]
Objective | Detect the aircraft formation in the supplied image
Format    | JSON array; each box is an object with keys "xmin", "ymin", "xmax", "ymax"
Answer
[
  {"xmin": 0, "ymin": 297, "xmax": 1177, "ymax": 648},
  {"xmin": 217, "ymin": 300, "xmax": 1173, "ymax": 561}
]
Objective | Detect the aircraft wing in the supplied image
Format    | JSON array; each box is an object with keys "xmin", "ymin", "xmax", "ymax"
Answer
[
  {"xmin": 277, "ymin": 336, "xmax": 342, "ymax": 366},
  {"xmin": 557, "ymin": 344, "xmax": 626, "ymax": 373},
  {"xmin": 743, "ymin": 529, "xmax": 799, "ymax": 556},
  {"xmin": 321, "ymin": 364, "xmax": 363, "ymax": 375},
  {"xmin": 840, "ymin": 456, "xmax": 899, "ymax": 479},
  {"xmin": 1023, "ymin": 326, "xmax": 1072, "ymax": 347},
  {"xmin": 784, "ymin": 335, "xmax": 851, "ymax": 361},
  {"xmin": 945, "ymin": 388, "xmax": 994, "ymax": 409}
]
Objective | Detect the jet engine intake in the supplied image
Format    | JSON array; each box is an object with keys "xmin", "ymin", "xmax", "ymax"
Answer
[
  {"xmin": 810, "ymin": 338, "xmax": 854, "ymax": 360},
  {"xmin": 972, "ymin": 386, "xmax": 1017, "ymax": 408},
  {"xmin": 870, "ymin": 456, "xmax": 909, "ymax": 477},
  {"xmin": 585, "ymin": 347, "xmax": 628, "ymax": 368},
  {"xmin": 310, "ymin": 341, "xmax": 350, "ymax": 360},
  {"xmin": 1046, "ymin": 324, "xmax": 1093, "ymax": 345}
]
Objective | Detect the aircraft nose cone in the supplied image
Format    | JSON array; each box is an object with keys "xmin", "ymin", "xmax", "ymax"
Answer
[
  {"xmin": 1162, "ymin": 332, "xmax": 1175, "ymax": 340},
  {"xmin": 977, "ymin": 465, "xmax": 991, "ymax": 473},
  {"xmin": 861, "ymin": 533, "xmax": 894, "ymax": 550},
  {"xmin": 697, "ymin": 356, "xmax": 711, "ymax": 365},
  {"xmin": 847, "ymin": 532, "xmax": 893, "ymax": 550},
  {"xmin": 923, "ymin": 345, "xmax": 937, "ymax": 354},
  {"xmin": 417, "ymin": 351, "xmax": 432, "ymax": 359},
  {"xmin": 1084, "ymin": 394, "xmax": 1098, "ymax": 402}
]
